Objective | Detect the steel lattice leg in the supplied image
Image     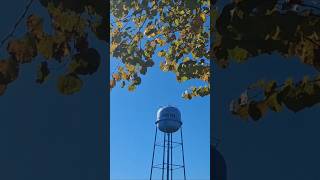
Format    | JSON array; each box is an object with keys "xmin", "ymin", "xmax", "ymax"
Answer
[
  {"xmin": 162, "ymin": 133, "xmax": 166, "ymax": 180},
  {"xmin": 149, "ymin": 127, "xmax": 158, "ymax": 180},
  {"xmin": 181, "ymin": 128, "xmax": 186, "ymax": 180}
]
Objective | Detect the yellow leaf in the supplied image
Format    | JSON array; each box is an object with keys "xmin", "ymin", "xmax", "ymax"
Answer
[
  {"xmin": 110, "ymin": 42, "xmax": 118, "ymax": 53},
  {"xmin": 200, "ymin": 13, "xmax": 206, "ymax": 22},
  {"xmin": 126, "ymin": 64, "xmax": 135, "ymax": 72},
  {"xmin": 112, "ymin": 73, "xmax": 121, "ymax": 81},
  {"xmin": 237, "ymin": 105, "xmax": 249, "ymax": 119},
  {"xmin": 156, "ymin": 38, "xmax": 165, "ymax": 46},
  {"xmin": 148, "ymin": 33, "xmax": 156, "ymax": 38},
  {"xmin": 110, "ymin": 78, "xmax": 116, "ymax": 89},
  {"xmin": 121, "ymin": 72, "xmax": 128, "ymax": 80},
  {"xmin": 271, "ymin": 26, "xmax": 281, "ymax": 40},
  {"xmin": 183, "ymin": 57, "xmax": 190, "ymax": 62},
  {"xmin": 133, "ymin": 35, "xmax": 140, "ymax": 42},
  {"xmin": 228, "ymin": 46, "xmax": 248, "ymax": 62},
  {"xmin": 116, "ymin": 21, "xmax": 123, "ymax": 28},
  {"xmin": 201, "ymin": 73, "xmax": 210, "ymax": 82},
  {"xmin": 158, "ymin": 51, "xmax": 166, "ymax": 57}
]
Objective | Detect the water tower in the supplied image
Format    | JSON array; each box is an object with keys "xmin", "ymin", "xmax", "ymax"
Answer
[{"xmin": 149, "ymin": 106, "xmax": 186, "ymax": 180}]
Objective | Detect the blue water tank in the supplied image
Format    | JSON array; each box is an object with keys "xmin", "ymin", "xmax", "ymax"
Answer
[
  {"xmin": 211, "ymin": 146, "xmax": 227, "ymax": 180},
  {"xmin": 156, "ymin": 106, "xmax": 182, "ymax": 133}
]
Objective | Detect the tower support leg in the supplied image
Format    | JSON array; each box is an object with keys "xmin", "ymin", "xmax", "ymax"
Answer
[
  {"xmin": 167, "ymin": 133, "xmax": 170, "ymax": 180},
  {"xmin": 170, "ymin": 133, "xmax": 173, "ymax": 180},
  {"xmin": 162, "ymin": 133, "xmax": 166, "ymax": 180},
  {"xmin": 149, "ymin": 127, "xmax": 157, "ymax": 180},
  {"xmin": 181, "ymin": 128, "xmax": 186, "ymax": 180}
]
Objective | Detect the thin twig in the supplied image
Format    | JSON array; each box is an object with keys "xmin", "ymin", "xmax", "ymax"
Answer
[{"xmin": 0, "ymin": 0, "xmax": 34, "ymax": 49}]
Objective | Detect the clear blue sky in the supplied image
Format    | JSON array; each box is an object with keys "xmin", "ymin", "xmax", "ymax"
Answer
[{"xmin": 0, "ymin": 1, "xmax": 107, "ymax": 179}]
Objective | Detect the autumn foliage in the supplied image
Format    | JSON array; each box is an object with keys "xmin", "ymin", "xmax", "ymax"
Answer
[
  {"xmin": 110, "ymin": 0, "xmax": 210, "ymax": 99},
  {"xmin": 0, "ymin": 0, "xmax": 107, "ymax": 95}
]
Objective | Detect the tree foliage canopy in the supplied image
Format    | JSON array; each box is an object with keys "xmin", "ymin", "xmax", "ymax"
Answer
[
  {"xmin": 216, "ymin": 0, "xmax": 320, "ymax": 120},
  {"xmin": 110, "ymin": 0, "xmax": 211, "ymax": 99},
  {"xmin": 0, "ymin": 0, "xmax": 107, "ymax": 95}
]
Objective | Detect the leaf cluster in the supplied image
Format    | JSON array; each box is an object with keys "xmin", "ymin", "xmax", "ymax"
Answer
[
  {"xmin": 215, "ymin": 0, "xmax": 320, "ymax": 119},
  {"xmin": 215, "ymin": 0, "xmax": 320, "ymax": 69},
  {"xmin": 0, "ymin": 0, "xmax": 107, "ymax": 95},
  {"xmin": 110, "ymin": 0, "xmax": 211, "ymax": 98},
  {"xmin": 232, "ymin": 76, "xmax": 320, "ymax": 121}
]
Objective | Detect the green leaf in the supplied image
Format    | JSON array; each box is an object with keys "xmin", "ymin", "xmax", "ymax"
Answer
[
  {"xmin": 264, "ymin": 81, "xmax": 277, "ymax": 96},
  {"xmin": 57, "ymin": 74, "xmax": 83, "ymax": 95},
  {"xmin": 227, "ymin": 46, "xmax": 248, "ymax": 62},
  {"xmin": 267, "ymin": 93, "xmax": 282, "ymax": 112},
  {"xmin": 128, "ymin": 84, "xmax": 136, "ymax": 91},
  {"xmin": 180, "ymin": 76, "xmax": 188, "ymax": 82},
  {"xmin": 37, "ymin": 36, "xmax": 54, "ymax": 59}
]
